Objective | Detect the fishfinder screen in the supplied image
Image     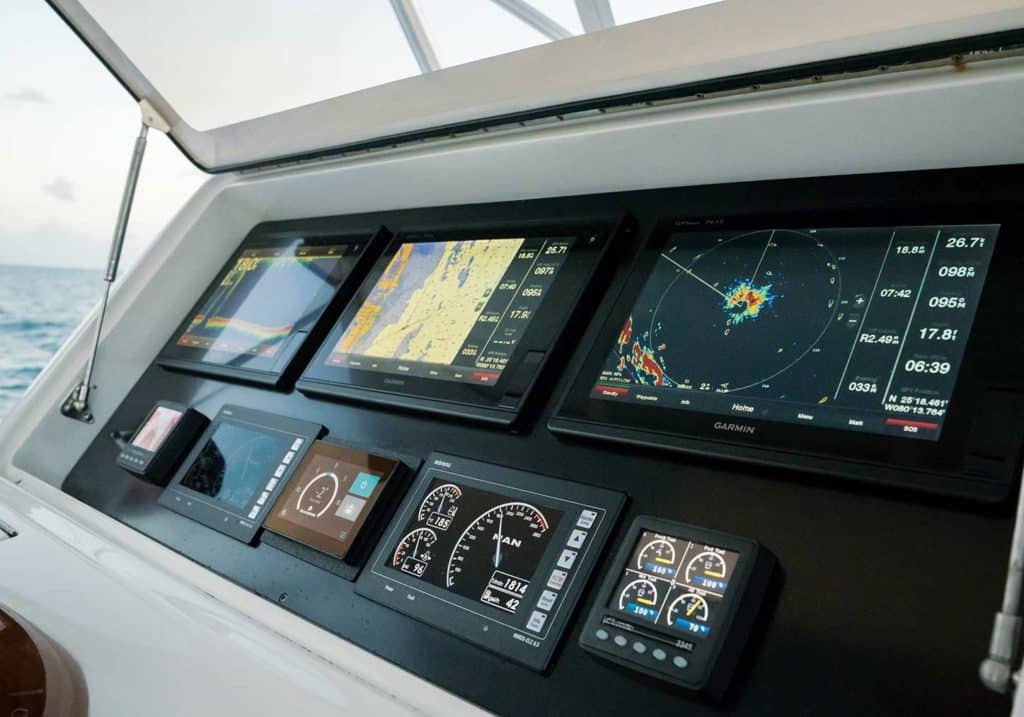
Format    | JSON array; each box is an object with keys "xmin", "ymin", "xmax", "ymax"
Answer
[
  {"xmin": 325, "ymin": 237, "xmax": 573, "ymax": 386},
  {"xmin": 592, "ymin": 224, "xmax": 998, "ymax": 441},
  {"xmin": 174, "ymin": 241, "xmax": 358, "ymax": 369},
  {"xmin": 609, "ymin": 530, "xmax": 740, "ymax": 640}
]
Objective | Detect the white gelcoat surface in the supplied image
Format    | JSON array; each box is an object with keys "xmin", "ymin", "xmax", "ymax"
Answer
[{"xmin": 0, "ymin": 475, "xmax": 489, "ymax": 717}]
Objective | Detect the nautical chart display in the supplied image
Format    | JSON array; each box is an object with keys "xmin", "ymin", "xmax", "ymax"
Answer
[
  {"xmin": 589, "ymin": 224, "xmax": 998, "ymax": 440},
  {"xmin": 299, "ymin": 219, "xmax": 618, "ymax": 425},
  {"xmin": 324, "ymin": 237, "xmax": 572, "ymax": 386}
]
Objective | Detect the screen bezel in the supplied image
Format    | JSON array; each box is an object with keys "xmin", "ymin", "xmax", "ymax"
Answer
[
  {"xmin": 157, "ymin": 225, "xmax": 384, "ymax": 387},
  {"xmin": 297, "ymin": 217, "xmax": 619, "ymax": 424},
  {"xmin": 579, "ymin": 516, "xmax": 761, "ymax": 692},
  {"xmin": 552, "ymin": 205, "xmax": 1022, "ymax": 498},
  {"xmin": 158, "ymin": 405, "xmax": 324, "ymax": 543}
]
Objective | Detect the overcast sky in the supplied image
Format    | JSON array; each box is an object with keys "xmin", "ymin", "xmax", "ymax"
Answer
[
  {"xmin": 0, "ymin": 1, "xmax": 205, "ymax": 270},
  {"xmin": 0, "ymin": 0, "xmax": 704, "ymax": 270}
]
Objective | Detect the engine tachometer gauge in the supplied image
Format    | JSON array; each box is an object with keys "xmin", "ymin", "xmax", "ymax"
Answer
[{"xmin": 446, "ymin": 502, "xmax": 550, "ymax": 613}]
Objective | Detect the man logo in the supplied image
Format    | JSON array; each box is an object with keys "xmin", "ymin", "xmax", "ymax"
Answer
[{"xmin": 713, "ymin": 421, "xmax": 756, "ymax": 435}]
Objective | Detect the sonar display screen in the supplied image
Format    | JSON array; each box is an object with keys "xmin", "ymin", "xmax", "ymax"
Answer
[
  {"xmin": 325, "ymin": 237, "xmax": 572, "ymax": 385},
  {"xmin": 592, "ymin": 224, "xmax": 999, "ymax": 441},
  {"xmin": 175, "ymin": 241, "xmax": 357, "ymax": 367}
]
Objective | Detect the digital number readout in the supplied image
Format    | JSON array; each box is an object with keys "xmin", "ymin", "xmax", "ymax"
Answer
[
  {"xmin": 592, "ymin": 224, "xmax": 999, "ymax": 441},
  {"xmin": 389, "ymin": 477, "xmax": 563, "ymax": 617},
  {"xmin": 327, "ymin": 236, "xmax": 574, "ymax": 386},
  {"xmin": 609, "ymin": 531, "xmax": 740, "ymax": 640}
]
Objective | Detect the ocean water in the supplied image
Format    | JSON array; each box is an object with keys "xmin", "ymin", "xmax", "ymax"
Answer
[{"xmin": 0, "ymin": 264, "xmax": 100, "ymax": 420}]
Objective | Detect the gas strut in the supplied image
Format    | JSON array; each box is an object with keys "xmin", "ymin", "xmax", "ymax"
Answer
[{"xmin": 62, "ymin": 101, "xmax": 169, "ymax": 423}]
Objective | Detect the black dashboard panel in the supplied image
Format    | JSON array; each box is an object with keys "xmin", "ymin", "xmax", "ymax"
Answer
[{"xmin": 62, "ymin": 166, "xmax": 1023, "ymax": 716}]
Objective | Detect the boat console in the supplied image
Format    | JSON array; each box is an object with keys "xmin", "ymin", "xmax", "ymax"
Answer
[{"xmin": 55, "ymin": 165, "xmax": 1024, "ymax": 714}]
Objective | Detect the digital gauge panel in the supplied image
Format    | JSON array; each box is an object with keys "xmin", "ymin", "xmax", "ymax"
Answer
[
  {"xmin": 552, "ymin": 214, "xmax": 1011, "ymax": 499},
  {"xmin": 299, "ymin": 218, "xmax": 624, "ymax": 425},
  {"xmin": 159, "ymin": 406, "xmax": 324, "ymax": 543},
  {"xmin": 356, "ymin": 453, "xmax": 625, "ymax": 671},
  {"xmin": 580, "ymin": 517, "xmax": 775, "ymax": 699},
  {"xmin": 158, "ymin": 223, "xmax": 386, "ymax": 387}
]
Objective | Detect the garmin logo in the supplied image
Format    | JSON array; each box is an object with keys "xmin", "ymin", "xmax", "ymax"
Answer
[
  {"xmin": 383, "ymin": 377, "xmax": 406, "ymax": 386},
  {"xmin": 713, "ymin": 421, "xmax": 756, "ymax": 435}
]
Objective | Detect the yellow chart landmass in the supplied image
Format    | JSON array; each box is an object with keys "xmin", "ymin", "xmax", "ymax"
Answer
[{"xmin": 339, "ymin": 239, "xmax": 524, "ymax": 364}]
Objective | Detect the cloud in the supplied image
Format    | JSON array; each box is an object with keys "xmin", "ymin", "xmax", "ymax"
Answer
[
  {"xmin": 42, "ymin": 177, "xmax": 76, "ymax": 203},
  {"xmin": 0, "ymin": 223, "xmax": 106, "ymax": 270},
  {"xmin": 2, "ymin": 88, "xmax": 49, "ymax": 104}
]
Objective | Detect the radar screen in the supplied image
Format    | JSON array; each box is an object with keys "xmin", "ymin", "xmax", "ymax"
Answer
[
  {"xmin": 159, "ymin": 405, "xmax": 323, "ymax": 543},
  {"xmin": 159, "ymin": 229, "xmax": 382, "ymax": 386},
  {"xmin": 590, "ymin": 224, "xmax": 998, "ymax": 441},
  {"xmin": 356, "ymin": 453, "xmax": 625, "ymax": 671},
  {"xmin": 263, "ymin": 440, "xmax": 406, "ymax": 561},
  {"xmin": 325, "ymin": 237, "xmax": 572, "ymax": 386}
]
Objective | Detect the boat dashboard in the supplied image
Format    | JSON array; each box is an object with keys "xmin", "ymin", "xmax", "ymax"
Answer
[{"xmin": 47, "ymin": 165, "xmax": 1024, "ymax": 715}]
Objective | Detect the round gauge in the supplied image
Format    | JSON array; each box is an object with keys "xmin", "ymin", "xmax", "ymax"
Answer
[
  {"xmin": 685, "ymin": 551, "xmax": 729, "ymax": 586},
  {"xmin": 637, "ymin": 538, "xmax": 676, "ymax": 571},
  {"xmin": 296, "ymin": 471, "xmax": 339, "ymax": 518},
  {"xmin": 392, "ymin": 527, "xmax": 438, "ymax": 578},
  {"xmin": 667, "ymin": 593, "xmax": 710, "ymax": 628},
  {"xmin": 418, "ymin": 483, "xmax": 462, "ymax": 524},
  {"xmin": 617, "ymin": 578, "xmax": 659, "ymax": 611},
  {"xmin": 446, "ymin": 502, "xmax": 550, "ymax": 592}
]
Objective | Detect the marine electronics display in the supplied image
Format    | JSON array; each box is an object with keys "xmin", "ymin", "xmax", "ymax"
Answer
[
  {"xmin": 263, "ymin": 439, "xmax": 412, "ymax": 567},
  {"xmin": 159, "ymin": 406, "xmax": 324, "ymax": 542},
  {"xmin": 356, "ymin": 453, "xmax": 625, "ymax": 671},
  {"xmin": 579, "ymin": 517, "xmax": 774, "ymax": 699},
  {"xmin": 158, "ymin": 226, "xmax": 384, "ymax": 386},
  {"xmin": 298, "ymin": 219, "xmax": 620, "ymax": 425},
  {"xmin": 552, "ymin": 215, "xmax": 1006, "ymax": 497}
]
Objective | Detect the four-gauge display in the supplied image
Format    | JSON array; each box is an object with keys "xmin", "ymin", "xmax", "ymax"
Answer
[
  {"xmin": 579, "ymin": 517, "xmax": 774, "ymax": 699},
  {"xmin": 610, "ymin": 531, "xmax": 739, "ymax": 639},
  {"xmin": 590, "ymin": 223, "xmax": 997, "ymax": 440},
  {"xmin": 356, "ymin": 453, "xmax": 625, "ymax": 671}
]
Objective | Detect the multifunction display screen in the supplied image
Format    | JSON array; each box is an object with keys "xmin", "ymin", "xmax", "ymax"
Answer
[
  {"xmin": 389, "ymin": 478, "xmax": 564, "ymax": 615},
  {"xmin": 175, "ymin": 241, "xmax": 358, "ymax": 367},
  {"xmin": 593, "ymin": 224, "xmax": 998, "ymax": 440},
  {"xmin": 264, "ymin": 441, "xmax": 400, "ymax": 559},
  {"xmin": 179, "ymin": 423, "xmax": 293, "ymax": 511},
  {"xmin": 610, "ymin": 531, "xmax": 739, "ymax": 640},
  {"xmin": 326, "ymin": 237, "xmax": 573, "ymax": 385}
]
